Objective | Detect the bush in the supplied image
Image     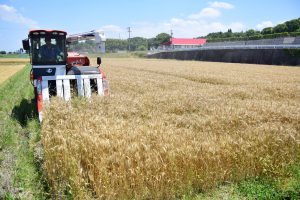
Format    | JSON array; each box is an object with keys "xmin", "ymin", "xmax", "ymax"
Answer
[{"xmin": 289, "ymin": 32, "xmax": 300, "ymax": 37}]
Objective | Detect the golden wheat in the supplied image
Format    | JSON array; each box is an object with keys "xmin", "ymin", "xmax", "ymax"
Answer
[
  {"xmin": 0, "ymin": 58, "xmax": 29, "ymax": 63},
  {"xmin": 0, "ymin": 63, "xmax": 26, "ymax": 85},
  {"xmin": 42, "ymin": 58, "xmax": 300, "ymax": 199}
]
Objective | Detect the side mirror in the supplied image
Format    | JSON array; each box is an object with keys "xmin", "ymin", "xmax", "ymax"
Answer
[
  {"xmin": 22, "ymin": 39, "xmax": 30, "ymax": 51},
  {"xmin": 97, "ymin": 57, "xmax": 102, "ymax": 65}
]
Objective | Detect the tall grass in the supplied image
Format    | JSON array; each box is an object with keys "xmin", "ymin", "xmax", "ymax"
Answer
[{"xmin": 42, "ymin": 58, "xmax": 300, "ymax": 199}]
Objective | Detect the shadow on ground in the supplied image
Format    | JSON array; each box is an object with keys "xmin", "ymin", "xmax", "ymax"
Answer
[{"xmin": 11, "ymin": 99, "xmax": 38, "ymax": 127}]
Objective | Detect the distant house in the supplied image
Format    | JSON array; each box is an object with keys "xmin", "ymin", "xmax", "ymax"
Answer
[{"xmin": 161, "ymin": 38, "xmax": 207, "ymax": 50}]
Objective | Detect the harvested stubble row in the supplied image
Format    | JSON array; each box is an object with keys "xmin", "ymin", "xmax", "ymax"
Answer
[{"xmin": 42, "ymin": 58, "xmax": 300, "ymax": 199}]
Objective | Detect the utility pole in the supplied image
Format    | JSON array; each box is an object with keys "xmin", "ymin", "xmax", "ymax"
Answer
[
  {"xmin": 127, "ymin": 27, "xmax": 131, "ymax": 51},
  {"xmin": 170, "ymin": 30, "xmax": 174, "ymax": 49}
]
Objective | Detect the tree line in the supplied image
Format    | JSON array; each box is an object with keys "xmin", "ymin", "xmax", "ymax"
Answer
[
  {"xmin": 204, "ymin": 18, "xmax": 300, "ymax": 42},
  {"xmin": 68, "ymin": 33, "xmax": 171, "ymax": 53}
]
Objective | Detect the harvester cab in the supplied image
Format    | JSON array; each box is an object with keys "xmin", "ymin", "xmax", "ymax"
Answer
[{"xmin": 22, "ymin": 30, "xmax": 108, "ymax": 121}]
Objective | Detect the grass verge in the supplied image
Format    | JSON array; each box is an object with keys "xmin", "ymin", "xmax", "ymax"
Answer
[
  {"xmin": 187, "ymin": 164, "xmax": 300, "ymax": 199},
  {"xmin": 236, "ymin": 165, "xmax": 300, "ymax": 200},
  {"xmin": 0, "ymin": 64, "xmax": 46, "ymax": 199}
]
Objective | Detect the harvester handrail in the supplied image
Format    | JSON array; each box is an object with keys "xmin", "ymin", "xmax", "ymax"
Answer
[
  {"xmin": 39, "ymin": 74, "xmax": 104, "ymax": 103},
  {"xmin": 41, "ymin": 74, "xmax": 102, "ymax": 81},
  {"xmin": 37, "ymin": 74, "xmax": 104, "ymax": 121}
]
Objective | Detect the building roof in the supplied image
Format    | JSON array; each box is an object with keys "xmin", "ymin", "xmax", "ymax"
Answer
[{"xmin": 164, "ymin": 38, "xmax": 206, "ymax": 45}]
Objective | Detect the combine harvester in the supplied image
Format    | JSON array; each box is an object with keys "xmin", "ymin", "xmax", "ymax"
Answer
[{"xmin": 22, "ymin": 30, "xmax": 108, "ymax": 121}]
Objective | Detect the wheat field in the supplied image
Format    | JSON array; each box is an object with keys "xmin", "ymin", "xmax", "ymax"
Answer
[
  {"xmin": 0, "ymin": 59, "xmax": 26, "ymax": 84},
  {"xmin": 42, "ymin": 58, "xmax": 300, "ymax": 199}
]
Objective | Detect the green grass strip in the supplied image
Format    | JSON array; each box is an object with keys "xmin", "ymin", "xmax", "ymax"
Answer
[{"xmin": 0, "ymin": 65, "xmax": 46, "ymax": 199}]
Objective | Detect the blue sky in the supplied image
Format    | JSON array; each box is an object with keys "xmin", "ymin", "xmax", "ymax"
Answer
[{"xmin": 0, "ymin": 0, "xmax": 299, "ymax": 51}]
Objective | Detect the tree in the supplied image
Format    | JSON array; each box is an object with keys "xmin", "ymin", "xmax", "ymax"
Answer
[
  {"xmin": 285, "ymin": 19, "xmax": 300, "ymax": 32},
  {"xmin": 147, "ymin": 38, "xmax": 155, "ymax": 50},
  {"xmin": 224, "ymin": 29, "xmax": 233, "ymax": 38},
  {"xmin": 137, "ymin": 45, "xmax": 147, "ymax": 51},
  {"xmin": 153, "ymin": 33, "xmax": 171, "ymax": 48},
  {"xmin": 200, "ymin": 18, "xmax": 299, "ymax": 42},
  {"xmin": 232, "ymin": 31, "xmax": 245, "ymax": 38},
  {"xmin": 129, "ymin": 37, "xmax": 148, "ymax": 51},
  {"xmin": 261, "ymin": 27, "xmax": 273, "ymax": 35},
  {"xmin": 273, "ymin": 23, "xmax": 288, "ymax": 33},
  {"xmin": 206, "ymin": 31, "xmax": 224, "ymax": 39},
  {"xmin": 0, "ymin": 51, "xmax": 6, "ymax": 54},
  {"xmin": 245, "ymin": 29, "xmax": 257, "ymax": 37},
  {"xmin": 105, "ymin": 39, "xmax": 128, "ymax": 52}
]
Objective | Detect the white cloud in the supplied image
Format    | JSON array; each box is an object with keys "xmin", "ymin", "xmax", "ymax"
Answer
[
  {"xmin": 0, "ymin": 4, "xmax": 39, "ymax": 28},
  {"xmin": 188, "ymin": 2, "xmax": 234, "ymax": 20},
  {"xmin": 98, "ymin": 25, "xmax": 127, "ymax": 39},
  {"xmin": 100, "ymin": 25, "xmax": 123, "ymax": 32},
  {"xmin": 189, "ymin": 7, "xmax": 221, "ymax": 19},
  {"xmin": 209, "ymin": 1, "xmax": 234, "ymax": 9},
  {"xmin": 256, "ymin": 21, "xmax": 273, "ymax": 30},
  {"xmin": 0, "ymin": 4, "xmax": 15, "ymax": 12},
  {"xmin": 101, "ymin": 1, "xmax": 243, "ymax": 39},
  {"xmin": 118, "ymin": 19, "xmax": 245, "ymax": 39}
]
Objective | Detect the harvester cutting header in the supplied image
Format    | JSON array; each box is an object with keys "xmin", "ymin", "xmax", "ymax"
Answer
[{"xmin": 22, "ymin": 29, "xmax": 109, "ymax": 121}]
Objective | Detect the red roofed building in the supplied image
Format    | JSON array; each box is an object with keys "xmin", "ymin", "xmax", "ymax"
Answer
[{"xmin": 161, "ymin": 38, "xmax": 207, "ymax": 50}]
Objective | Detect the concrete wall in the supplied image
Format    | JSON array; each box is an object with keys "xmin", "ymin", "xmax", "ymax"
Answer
[{"xmin": 147, "ymin": 49, "xmax": 300, "ymax": 66}]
